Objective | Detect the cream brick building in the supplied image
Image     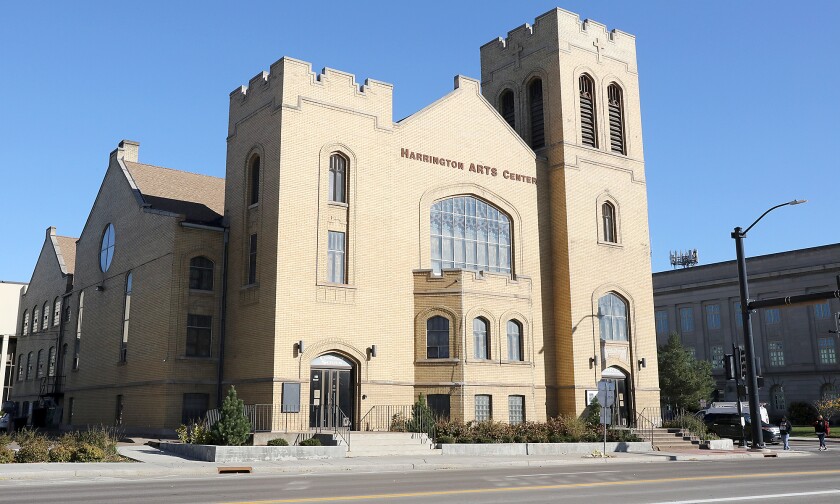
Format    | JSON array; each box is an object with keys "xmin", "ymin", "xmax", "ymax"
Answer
[{"xmin": 11, "ymin": 8, "xmax": 659, "ymax": 432}]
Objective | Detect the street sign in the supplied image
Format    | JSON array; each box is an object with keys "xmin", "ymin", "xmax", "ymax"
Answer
[{"xmin": 597, "ymin": 379, "xmax": 615, "ymax": 425}]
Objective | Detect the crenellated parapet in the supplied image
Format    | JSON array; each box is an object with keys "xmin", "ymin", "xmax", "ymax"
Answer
[
  {"xmin": 480, "ymin": 7, "xmax": 637, "ymax": 75},
  {"xmin": 228, "ymin": 57, "xmax": 394, "ymax": 135}
]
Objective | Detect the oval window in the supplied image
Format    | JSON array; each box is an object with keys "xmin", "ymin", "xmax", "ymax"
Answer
[{"xmin": 100, "ymin": 223, "xmax": 116, "ymax": 272}]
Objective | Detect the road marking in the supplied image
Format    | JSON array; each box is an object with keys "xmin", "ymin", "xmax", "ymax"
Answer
[
  {"xmin": 504, "ymin": 470, "xmax": 620, "ymax": 478},
  {"xmin": 229, "ymin": 469, "xmax": 840, "ymax": 503},
  {"xmin": 653, "ymin": 489, "xmax": 840, "ymax": 503}
]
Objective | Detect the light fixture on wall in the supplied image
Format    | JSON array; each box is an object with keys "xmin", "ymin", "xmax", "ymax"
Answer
[
  {"xmin": 95, "ymin": 285, "xmax": 105, "ymax": 292},
  {"xmin": 369, "ymin": 344, "xmax": 377, "ymax": 358},
  {"xmin": 638, "ymin": 357, "xmax": 647, "ymax": 370},
  {"xmin": 295, "ymin": 340, "xmax": 304, "ymax": 354},
  {"xmin": 589, "ymin": 356, "xmax": 598, "ymax": 368}
]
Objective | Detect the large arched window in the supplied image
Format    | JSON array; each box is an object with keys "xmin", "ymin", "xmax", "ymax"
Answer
[
  {"xmin": 329, "ymin": 153, "xmax": 347, "ymax": 203},
  {"xmin": 22, "ymin": 310, "xmax": 29, "ymax": 335},
  {"xmin": 32, "ymin": 306, "xmax": 40, "ymax": 333},
  {"xmin": 770, "ymin": 385, "xmax": 785, "ymax": 411},
  {"xmin": 602, "ymin": 202, "xmax": 617, "ymax": 243},
  {"xmin": 579, "ymin": 74, "xmax": 597, "ymax": 147},
  {"xmin": 599, "ymin": 292, "xmax": 628, "ymax": 341},
  {"xmin": 528, "ymin": 79, "xmax": 545, "ymax": 149},
  {"xmin": 36, "ymin": 349, "xmax": 44, "ymax": 378},
  {"xmin": 473, "ymin": 318, "xmax": 490, "ymax": 360},
  {"xmin": 42, "ymin": 301, "xmax": 49, "ymax": 329},
  {"xmin": 248, "ymin": 155, "xmax": 260, "ymax": 205},
  {"xmin": 74, "ymin": 291, "xmax": 84, "ymax": 370},
  {"xmin": 607, "ymin": 83, "xmax": 625, "ymax": 154},
  {"xmin": 47, "ymin": 346, "xmax": 56, "ymax": 377},
  {"xmin": 507, "ymin": 320, "xmax": 523, "ymax": 362},
  {"xmin": 17, "ymin": 354, "xmax": 24, "ymax": 381},
  {"xmin": 189, "ymin": 256, "xmax": 214, "ymax": 291},
  {"xmin": 26, "ymin": 352, "xmax": 33, "ymax": 380},
  {"xmin": 100, "ymin": 223, "xmax": 116, "ymax": 272},
  {"xmin": 120, "ymin": 272, "xmax": 132, "ymax": 362},
  {"xmin": 499, "ymin": 89, "xmax": 515, "ymax": 129},
  {"xmin": 430, "ymin": 196, "xmax": 511, "ymax": 275},
  {"xmin": 426, "ymin": 316, "xmax": 450, "ymax": 359},
  {"xmin": 53, "ymin": 297, "xmax": 60, "ymax": 326}
]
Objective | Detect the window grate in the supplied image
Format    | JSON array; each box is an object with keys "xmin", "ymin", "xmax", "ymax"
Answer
[
  {"xmin": 579, "ymin": 75, "xmax": 597, "ymax": 147},
  {"xmin": 528, "ymin": 79, "xmax": 545, "ymax": 149},
  {"xmin": 500, "ymin": 90, "xmax": 515, "ymax": 129},
  {"xmin": 607, "ymin": 84, "xmax": 625, "ymax": 154}
]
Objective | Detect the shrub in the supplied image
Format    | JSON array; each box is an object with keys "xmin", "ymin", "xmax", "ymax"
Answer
[
  {"xmin": 177, "ymin": 422, "xmax": 213, "ymax": 445},
  {"xmin": 662, "ymin": 414, "xmax": 711, "ymax": 440},
  {"xmin": 14, "ymin": 428, "xmax": 50, "ymax": 463},
  {"xmin": 49, "ymin": 443, "xmax": 75, "ymax": 462},
  {"xmin": 585, "ymin": 397, "xmax": 602, "ymax": 426},
  {"xmin": 74, "ymin": 443, "xmax": 106, "ymax": 462},
  {"xmin": 78, "ymin": 425, "xmax": 120, "ymax": 459},
  {"xmin": 210, "ymin": 386, "xmax": 252, "ymax": 446},
  {"xmin": 299, "ymin": 437, "xmax": 322, "ymax": 446},
  {"xmin": 267, "ymin": 438, "xmax": 289, "ymax": 446},
  {"xmin": 405, "ymin": 394, "xmax": 436, "ymax": 437},
  {"xmin": 788, "ymin": 402, "xmax": 819, "ymax": 425},
  {"xmin": 0, "ymin": 446, "xmax": 14, "ymax": 464}
]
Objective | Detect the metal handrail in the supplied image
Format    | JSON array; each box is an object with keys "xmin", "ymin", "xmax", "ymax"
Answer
[{"xmin": 360, "ymin": 404, "xmax": 437, "ymax": 442}]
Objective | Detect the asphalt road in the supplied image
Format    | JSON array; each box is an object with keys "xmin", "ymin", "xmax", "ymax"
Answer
[{"xmin": 1, "ymin": 451, "xmax": 839, "ymax": 504}]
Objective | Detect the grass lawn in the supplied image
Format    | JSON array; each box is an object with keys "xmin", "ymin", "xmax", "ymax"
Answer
[{"xmin": 791, "ymin": 426, "xmax": 839, "ymax": 438}]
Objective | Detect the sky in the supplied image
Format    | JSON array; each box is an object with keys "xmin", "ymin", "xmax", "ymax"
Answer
[{"xmin": 1, "ymin": 0, "xmax": 838, "ymax": 282}]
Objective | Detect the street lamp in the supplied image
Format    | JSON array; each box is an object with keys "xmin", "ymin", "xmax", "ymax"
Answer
[{"xmin": 732, "ymin": 199, "xmax": 806, "ymax": 450}]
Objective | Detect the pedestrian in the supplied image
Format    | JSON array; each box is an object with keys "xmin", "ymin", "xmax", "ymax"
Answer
[
  {"xmin": 778, "ymin": 416, "xmax": 792, "ymax": 450},
  {"xmin": 814, "ymin": 414, "xmax": 830, "ymax": 451}
]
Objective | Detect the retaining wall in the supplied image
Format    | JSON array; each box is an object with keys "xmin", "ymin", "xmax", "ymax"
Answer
[{"xmin": 160, "ymin": 442, "xmax": 346, "ymax": 462}]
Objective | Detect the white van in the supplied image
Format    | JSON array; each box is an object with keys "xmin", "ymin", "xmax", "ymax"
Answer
[{"xmin": 705, "ymin": 402, "xmax": 769, "ymax": 424}]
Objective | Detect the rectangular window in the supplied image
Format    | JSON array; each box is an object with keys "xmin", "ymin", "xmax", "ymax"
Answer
[
  {"xmin": 426, "ymin": 394, "xmax": 451, "ymax": 420},
  {"xmin": 734, "ymin": 302, "xmax": 743, "ymax": 327},
  {"xmin": 769, "ymin": 341, "xmax": 785, "ymax": 367},
  {"xmin": 705, "ymin": 304, "xmax": 721, "ymax": 330},
  {"xmin": 181, "ymin": 393, "xmax": 210, "ymax": 424},
  {"xmin": 819, "ymin": 337, "xmax": 837, "ymax": 364},
  {"xmin": 115, "ymin": 395, "xmax": 124, "ymax": 426},
  {"xmin": 474, "ymin": 394, "xmax": 492, "ymax": 422},
  {"xmin": 508, "ymin": 395, "xmax": 525, "ymax": 425},
  {"xmin": 186, "ymin": 314, "xmax": 212, "ymax": 357},
  {"xmin": 710, "ymin": 345, "xmax": 724, "ymax": 370},
  {"xmin": 655, "ymin": 310, "xmax": 669, "ymax": 336},
  {"xmin": 247, "ymin": 234, "xmax": 258, "ymax": 285},
  {"xmin": 679, "ymin": 307, "xmax": 694, "ymax": 333},
  {"xmin": 327, "ymin": 231, "xmax": 346, "ymax": 284},
  {"xmin": 765, "ymin": 308, "xmax": 781, "ymax": 325},
  {"xmin": 281, "ymin": 383, "xmax": 301, "ymax": 413},
  {"xmin": 815, "ymin": 302, "xmax": 831, "ymax": 319}
]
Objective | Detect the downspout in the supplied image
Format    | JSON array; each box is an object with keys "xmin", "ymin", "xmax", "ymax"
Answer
[{"xmin": 216, "ymin": 228, "xmax": 230, "ymax": 407}]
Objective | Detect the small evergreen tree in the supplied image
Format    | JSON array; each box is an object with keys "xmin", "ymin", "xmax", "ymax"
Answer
[
  {"xmin": 585, "ymin": 396, "xmax": 602, "ymax": 426},
  {"xmin": 406, "ymin": 393, "xmax": 436, "ymax": 436},
  {"xmin": 658, "ymin": 333, "xmax": 716, "ymax": 412},
  {"xmin": 210, "ymin": 386, "xmax": 252, "ymax": 446}
]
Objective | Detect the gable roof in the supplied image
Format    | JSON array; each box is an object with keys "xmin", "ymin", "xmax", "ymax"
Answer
[
  {"xmin": 54, "ymin": 235, "xmax": 77, "ymax": 275},
  {"xmin": 123, "ymin": 161, "xmax": 225, "ymax": 226}
]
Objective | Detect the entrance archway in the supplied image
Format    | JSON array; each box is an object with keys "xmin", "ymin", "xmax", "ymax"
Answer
[
  {"xmin": 309, "ymin": 353, "xmax": 355, "ymax": 429},
  {"xmin": 601, "ymin": 366, "xmax": 632, "ymax": 427}
]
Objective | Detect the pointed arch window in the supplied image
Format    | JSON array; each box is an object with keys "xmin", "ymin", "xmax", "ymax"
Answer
[
  {"xmin": 528, "ymin": 79, "xmax": 545, "ymax": 149},
  {"xmin": 770, "ymin": 385, "xmax": 786, "ymax": 411},
  {"xmin": 329, "ymin": 153, "xmax": 347, "ymax": 203},
  {"xmin": 189, "ymin": 256, "xmax": 214, "ymax": 291},
  {"xmin": 26, "ymin": 352, "xmax": 33, "ymax": 380},
  {"xmin": 22, "ymin": 310, "xmax": 29, "ymax": 335},
  {"xmin": 42, "ymin": 301, "xmax": 49, "ymax": 329},
  {"xmin": 579, "ymin": 74, "xmax": 597, "ymax": 147},
  {"xmin": 599, "ymin": 292, "xmax": 628, "ymax": 341},
  {"xmin": 499, "ymin": 89, "xmax": 515, "ymax": 129},
  {"xmin": 607, "ymin": 83, "xmax": 625, "ymax": 154},
  {"xmin": 36, "ymin": 349, "xmax": 44, "ymax": 378},
  {"xmin": 473, "ymin": 318, "xmax": 490, "ymax": 360},
  {"xmin": 430, "ymin": 196, "xmax": 511, "ymax": 275},
  {"xmin": 47, "ymin": 346, "xmax": 56, "ymax": 377},
  {"xmin": 120, "ymin": 272, "xmax": 132, "ymax": 362},
  {"xmin": 507, "ymin": 320, "xmax": 523, "ymax": 362},
  {"xmin": 426, "ymin": 316, "xmax": 450, "ymax": 359},
  {"xmin": 32, "ymin": 306, "xmax": 39, "ymax": 333},
  {"xmin": 602, "ymin": 202, "xmax": 617, "ymax": 243},
  {"xmin": 53, "ymin": 297, "xmax": 61, "ymax": 326},
  {"xmin": 248, "ymin": 155, "xmax": 260, "ymax": 205},
  {"xmin": 17, "ymin": 354, "xmax": 24, "ymax": 381},
  {"xmin": 74, "ymin": 291, "xmax": 84, "ymax": 370}
]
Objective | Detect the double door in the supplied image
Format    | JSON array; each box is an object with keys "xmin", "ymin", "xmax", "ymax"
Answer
[{"xmin": 309, "ymin": 368, "xmax": 353, "ymax": 429}]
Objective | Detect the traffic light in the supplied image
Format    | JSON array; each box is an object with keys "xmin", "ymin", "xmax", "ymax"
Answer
[
  {"xmin": 724, "ymin": 353, "xmax": 736, "ymax": 381},
  {"xmin": 735, "ymin": 346, "xmax": 747, "ymax": 380}
]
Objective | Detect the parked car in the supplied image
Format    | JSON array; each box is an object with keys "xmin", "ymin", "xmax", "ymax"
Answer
[
  {"xmin": 704, "ymin": 412, "xmax": 780, "ymax": 444},
  {"xmin": 0, "ymin": 413, "xmax": 9, "ymax": 432}
]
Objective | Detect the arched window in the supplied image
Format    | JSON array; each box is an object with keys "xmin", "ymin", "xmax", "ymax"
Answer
[
  {"xmin": 607, "ymin": 83, "xmax": 625, "ymax": 154},
  {"xmin": 430, "ymin": 196, "xmax": 511, "ymax": 275},
  {"xmin": 426, "ymin": 316, "xmax": 450, "ymax": 359},
  {"xmin": 74, "ymin": 291, "xmax": 84, "ymax": 370},
  {"xmin": 26, "ymin": 352, "xmax": 33, "ymax": 380},
  {"xmin": 22, "ymin": 310, "xmax": 29, "ymax": 335},
  {"xmin": 499, "ymin": 89, "xmax": 515, "ymax": 129},
  {"xmin": 53, "ymin": 297, "xmax": 60, "ymax": 326},
  {"xmin": 42, "ymin": 301, "xmax": 49, "ymax": 329},
  {"xmin": 100, "ymin": 223, "xmax": 116, "ymax": 272},
  {"xmin": 770, "ymin": 385, "xmax": 785, "ymax": 411},
  {"xmin": 32, "ymin": 306, "xmax": 39, "ymax": 333},
  {"xmin": 602, "ymin": 202, "xmax": 617, "ymax": 243},
  {"xmin": 17, "ymin": 354, "xmax": 24, "ymax": 381},
  {"xmin": 599, "ymin": 293, "xmax": 628, "ymax": 341},
  {"xmin": 248, "ymin": 155, "xmax": 260, "ymax": 205},
  {"xmin": 473, "ymin": 318, "xmax": 490, "ymax": 360},
  {"xmin": 120, "ymin": 272, "xmax": 132, "ymax": 362},
  {"xmin": 36, "ymin": 349, "xmax": 44, "ymax": 378},
  {"xmin": 507, "ymin": 320, "xmax": 523, "ymax": 361},
  {"xmin": 579, "ymin": 74, "xmax": 597, "ymax": 147},
  {"xmin": 329, "ymin": 153, "xmax": 347, "ymax": 203},
  {"xmin": 189, "ymin": 256, "xmax": 214, "ymax": 291},
  {"xmin": 528, "ymin": 79, "xmax": 545, "ymax": 149},
  {"xmin": 47, "ymin": 346, "xmax": 56, "ymax": 377},
  {"xmin": 821, "ymin": 383, "xmax": 837, "ymax": 400}
]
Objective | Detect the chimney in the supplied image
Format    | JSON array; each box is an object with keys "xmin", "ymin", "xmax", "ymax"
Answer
[{"xmin": 118, "ymin": 140, "xmax": 140, "ymax": 162}]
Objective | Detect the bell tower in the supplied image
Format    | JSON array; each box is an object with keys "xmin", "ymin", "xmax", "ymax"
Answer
[{"xmin": 481, "ymin": 8, "xmax": 660, "ymax": 417}]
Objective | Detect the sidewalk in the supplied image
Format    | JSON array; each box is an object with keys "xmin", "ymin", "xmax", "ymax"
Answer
[{"xmin": 0, "ymin": 442, "xmax": 808, "ymax": 482}]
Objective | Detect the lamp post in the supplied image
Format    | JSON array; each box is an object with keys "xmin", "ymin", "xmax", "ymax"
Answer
[{"xmin": 732, "ymin": 199, "xmax": 805, "ymax": 450}]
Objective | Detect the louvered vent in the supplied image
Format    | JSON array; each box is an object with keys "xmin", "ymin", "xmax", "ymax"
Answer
[
  {"xmin": 579, "ymin": 75, "xmax": 597, "ymax": 147},
  {"xmin": 500, "ymin": 90, "xmax": 515, "ymax": 129},
  {"xmin": 529, "ymin": 79, "xmax": 545, "ymax": 149},
  {"xmin": 608, "ymin": 84, "xmax": 625, "ymax": 154}
]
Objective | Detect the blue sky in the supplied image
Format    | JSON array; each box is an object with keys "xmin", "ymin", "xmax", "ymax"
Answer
[{"xmin": 1, "ymin": 1, "xmax": 838, "ymax": 282}]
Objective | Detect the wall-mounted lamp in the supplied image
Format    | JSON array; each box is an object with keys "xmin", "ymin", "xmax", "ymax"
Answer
[
  {"xmin": 589, "ymin": 356, "xmax": 598, "ymax": 368},
  {"xmin": 369, "ymin": 344, "xmax": 377, "ymax": 358},
  {"xmin": 295, "ymin": 340, "xmax": 304, "ymax": 354},
  {"xmin": 95, "ymin": 285, "xmax": 105, "ymax": 292},
  {"xmin": 638, "ymin": 358, "xmax": 647, "ymax": 370}
]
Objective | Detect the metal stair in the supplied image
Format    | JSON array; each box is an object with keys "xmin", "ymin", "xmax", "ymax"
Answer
[
  {"xmin": 634, "ymin": 427, "xmax": 702, "ymax": 450},
  {"xmin": 344, "ymin": 432, "xmax": 440, "ymax": 457}
]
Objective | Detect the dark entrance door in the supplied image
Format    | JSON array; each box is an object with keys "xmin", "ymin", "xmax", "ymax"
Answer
[
  {"xmin": 309, "ymin": 353, "xmax": 354, "ymax": 429},
  {"xmin": 602, "ymin": 367, "xmax": 632, "ymax": 427}
]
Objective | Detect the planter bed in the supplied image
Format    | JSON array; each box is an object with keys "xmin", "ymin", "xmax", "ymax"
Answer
[{"xmin": 160, "ymin": 442, "xmax": 346, "ymax": 462}]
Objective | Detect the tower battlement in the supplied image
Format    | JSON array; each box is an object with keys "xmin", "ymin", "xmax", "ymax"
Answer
[
  {"xmin": 480, "ymin": 8, "xmax": 637, "ymax": 75},
  {"xmin": 228, "ymin": 57, "xmax": 393, "ymax": 135}
]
